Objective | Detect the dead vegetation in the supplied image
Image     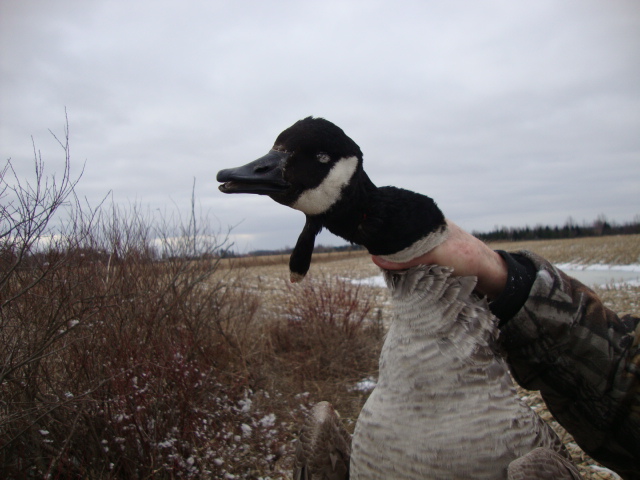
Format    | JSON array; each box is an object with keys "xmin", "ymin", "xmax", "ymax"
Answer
[
  {"xmin": 488, "ymin": 234, "xmax": 640, "ymax": 266},
  {"xmin": 218, "ymin": 249, "xmax": 365, "ymax": 270},
  {"xmin": 0, "ymin": 143, "xmax": 382, "ymax": 478}
]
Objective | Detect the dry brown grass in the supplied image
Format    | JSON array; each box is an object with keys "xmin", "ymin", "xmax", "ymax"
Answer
[
  {"xmin": 265, "ymin": 274, "xmax": 384, "ymax": 429},
  {"xmin": 487, "ymin": 234, "xmax": 640, "ymax": 265},
  {"xmin": 217, "ymin": 249, "xmax": 366, "ymax": 270},
  {"xmin": 593, "ymin": 284, "xmax": 639, "ymax": 318},
  {"xmin": 1, "ymin": 233, "xmax": 381, "ymax": 478}
]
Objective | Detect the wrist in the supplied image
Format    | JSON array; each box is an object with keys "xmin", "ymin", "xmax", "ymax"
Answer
[
  {"xmin": 475, "ymin": 250, "xmax": 508, "ymax": 300},
  {"xmin": 489, "ymin": 251, "xmax": 537, "ymax": 324}
]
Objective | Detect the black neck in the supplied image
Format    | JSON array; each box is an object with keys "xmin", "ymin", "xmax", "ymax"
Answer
[
  {"xmin": 288, "ymin": 167, "xmax": 446, "ymax": 279},
  {"xmin": 321, "ymin": 169, "xmax": 445, "ymax": 256},
  {"xmin": 320, "ymin": 168, "xmax": 378, "ymax": 241}
]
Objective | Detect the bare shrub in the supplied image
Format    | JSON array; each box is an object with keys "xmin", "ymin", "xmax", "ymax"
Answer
[
  {"xmin": 268, "ymin": 275, "xmax": 383, "ymax": 406},
  {"xmin": 0, "ymin": 129, "xmax": 291, "ymax": 479}
]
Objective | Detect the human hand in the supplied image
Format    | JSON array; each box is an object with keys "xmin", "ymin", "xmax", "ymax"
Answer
[{"xmin": 371, "ymin": 220, "xmax": 508, "ymax": 300}]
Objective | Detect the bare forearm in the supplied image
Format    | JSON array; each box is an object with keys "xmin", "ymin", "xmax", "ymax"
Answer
[{"xmin": 372, "ymin": 219, "xmax": 508, "ymax": 299}]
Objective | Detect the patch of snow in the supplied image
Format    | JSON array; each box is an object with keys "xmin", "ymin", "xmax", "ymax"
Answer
[
  {"xmin": 240, "ymin": 423, "xmax": 252, "ymax": 437},
  {"xmin": 555, "ymin": 263, "xmax": 640, "ymax": 272},
  {"xmin": 349, "ymin": 276, "xmax": 387, "ymax": 288},
  {"xmin": 259, "ymin": 413, "xmax": 276, "ymax": 428},
  {"xmin": 157, "ymin": 438, "xmax": 176, "ymax": 448},
  {"xmin": 353, "ymin": 263, "xmax": 640, "ymax": 289},
  {"xmin": 238, "ymin": 396, "xmax": 252, "ymax": 413},
  {"xmin": 352, "ymin": 376, "xmax": 377, "ymax": 392},
  {"xmin": 555, "ymin": 263, "xmax": 640, "ymax": 287}
]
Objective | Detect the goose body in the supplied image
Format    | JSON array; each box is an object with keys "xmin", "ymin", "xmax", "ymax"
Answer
[
  {"xmin": 217, "ymin": 117, "xmax": 580, "ymax": 479},
  {"xmin": 351, "ymin": 266, "xmax": 576, "ymax": 479}
]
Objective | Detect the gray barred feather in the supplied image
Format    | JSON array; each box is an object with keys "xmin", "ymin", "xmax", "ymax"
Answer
[
  {"xmin": 348, "ymin": 265, "xmax": 578, "ymax": 479},
  {"xmin": 508, "ymin": 448, "xmax": 582, "ymax": 479},
  {"xmin": 293, "ymin": 402, "xmax": 351, "ymax": 480}
]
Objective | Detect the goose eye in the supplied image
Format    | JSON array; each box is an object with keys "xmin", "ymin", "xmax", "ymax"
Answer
[{"xmin": 317, "ymin": 153, "xmax": 330, "ymax": 164}]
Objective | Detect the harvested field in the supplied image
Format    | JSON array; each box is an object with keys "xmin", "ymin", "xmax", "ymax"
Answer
[{"xmin": 488, "ymin": 234, "xmax": 640, "ymax": 266}]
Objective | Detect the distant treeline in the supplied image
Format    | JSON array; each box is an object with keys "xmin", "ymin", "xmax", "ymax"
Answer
[{"xmin": 473, "ymin": 215, "xmax": 640, "ymax": 242}]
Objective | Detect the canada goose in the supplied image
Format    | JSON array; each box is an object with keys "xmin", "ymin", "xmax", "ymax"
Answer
[
  {"xmin": 217, "ymin": 117, "xmax": 581, "ymax": 479},
  {"xmin": 217, "ymin": 117, "xmax": 446, "ymax": 283}
]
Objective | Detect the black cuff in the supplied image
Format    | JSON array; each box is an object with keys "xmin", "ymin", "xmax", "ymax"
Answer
[{"xmin": 489, "ymin": 250, "xmax": 537, "ymax": 327}]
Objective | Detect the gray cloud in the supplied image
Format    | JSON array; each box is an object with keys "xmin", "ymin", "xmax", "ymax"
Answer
[{"xmin": 2, "ymin": 0, "xmax": 639, "ymax": 251}]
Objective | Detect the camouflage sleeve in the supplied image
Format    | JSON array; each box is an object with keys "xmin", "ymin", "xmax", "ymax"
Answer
[{"xmin": 494, "ymin": 250, "xmax": 640, "ymax": 478}]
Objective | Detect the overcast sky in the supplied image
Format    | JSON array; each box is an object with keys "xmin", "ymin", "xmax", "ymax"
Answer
[{"xmin": 1, "ymin": 0, "xmax": 639, "ymax": 252}]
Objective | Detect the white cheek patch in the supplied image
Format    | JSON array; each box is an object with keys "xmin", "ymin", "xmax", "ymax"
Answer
[{"xmin": 292, "ymin": 156, "xmax": 358, "ymax": 215}]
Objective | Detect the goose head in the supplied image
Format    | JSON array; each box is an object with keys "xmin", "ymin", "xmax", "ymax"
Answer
[
  {"xmin": 217, "ymin": 117, "xmax": 364, "ymax": 216},
  {"xmin": 217, "ymin": 117, "xmax": 446, "ymax": 281}
]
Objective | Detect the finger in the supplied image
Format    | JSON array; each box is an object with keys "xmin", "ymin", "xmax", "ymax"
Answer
[{"xmin": 371, "ymin": 255, "xmax": 412, "ymax": 270}]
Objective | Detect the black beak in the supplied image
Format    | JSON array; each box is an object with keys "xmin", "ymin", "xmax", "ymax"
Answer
[{"xmin": 217, "ymin": 150, "xmax": 291, "ymax": 195}]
